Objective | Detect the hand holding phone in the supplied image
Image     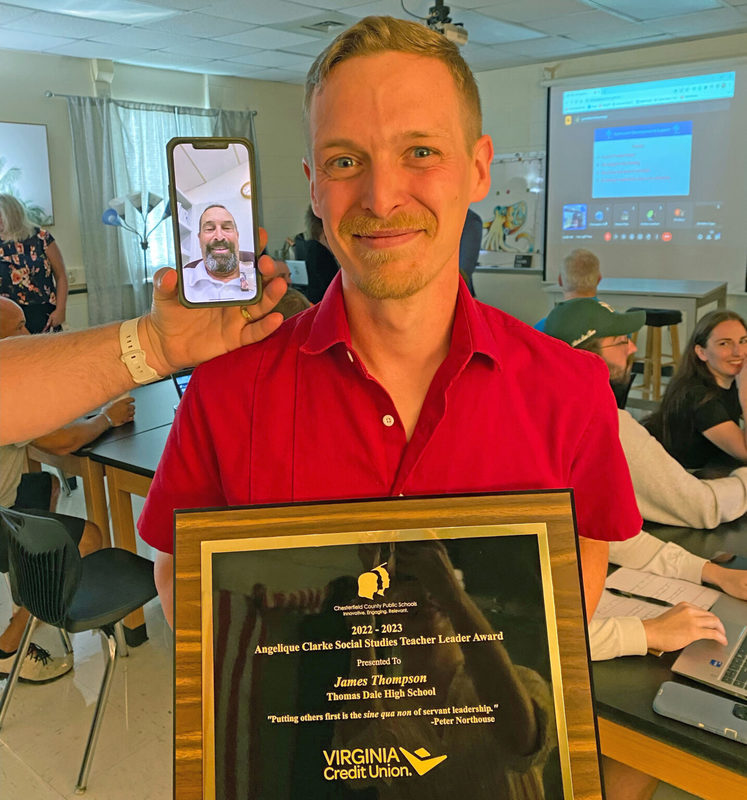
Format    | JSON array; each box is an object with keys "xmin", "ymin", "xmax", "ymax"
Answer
[
  {"xmin": 167, "ymin": 137, "xmax": 262, "ymax": 308},
  {"xmin": 138, "ymin": 229, "xmax": 287, "ymax": 377}
]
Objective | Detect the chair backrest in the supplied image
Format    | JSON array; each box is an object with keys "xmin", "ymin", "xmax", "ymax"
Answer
[{"xmin": 0, "ymin": 508, "xmax": 82, "ymax": 627}]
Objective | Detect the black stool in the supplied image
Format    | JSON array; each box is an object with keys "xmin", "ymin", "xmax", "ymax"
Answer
[{"xmin": 628, "ymin": 307, "xmax": 682, "ymax": 400}]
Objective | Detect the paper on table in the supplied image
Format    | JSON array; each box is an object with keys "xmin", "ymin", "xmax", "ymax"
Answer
[
  {"xmin": 595, "ymin": 590, "xmax": 669, "ymax": 620},
  {"xmin": 605, "ymin": 567, "xmax": 720, "ymax": 610}
]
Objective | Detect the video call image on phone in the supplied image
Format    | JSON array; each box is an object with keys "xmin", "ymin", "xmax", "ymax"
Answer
[{"xmin": 168, "ymin": 138, "xmax": 260, "ymax": 306}]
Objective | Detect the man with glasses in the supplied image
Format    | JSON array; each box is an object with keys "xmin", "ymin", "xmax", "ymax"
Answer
[{"xmin": 545, "ymin": 297, "xmax": 747, "ymax": 531}]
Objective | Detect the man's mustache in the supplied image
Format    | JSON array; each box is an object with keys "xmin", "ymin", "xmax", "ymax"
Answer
[
  {"xmin": 207, "ymin": 239, "xmax": 235, "ymax": 254},
  {"xmin": 338, "ymin": 211, "xmax": 436, "ymax": 238}
]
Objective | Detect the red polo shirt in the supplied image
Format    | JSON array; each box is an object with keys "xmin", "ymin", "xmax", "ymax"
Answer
[{"xmin": 138, "ymin": 275, "xmax": 641, "ymax": 553}]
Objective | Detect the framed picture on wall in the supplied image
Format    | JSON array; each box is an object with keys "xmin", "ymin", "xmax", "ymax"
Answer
[{"xmin": 0, "ymin": 121, "xmax": 54, "ymax": 226}]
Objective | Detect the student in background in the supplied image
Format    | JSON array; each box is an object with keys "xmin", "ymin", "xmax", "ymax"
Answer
[
  {"xmin": 535, "ymin": 248, "xmax": 601, "ymax": 332},
  {"xmin": 303, "ymin": 205, "xmax": 339, "ymax": 304},
  {"xmin": 545, "ymin": 297, "xmax": 747, "ymax": 800},
  {"xmin": 646, "ymin": 309, "xmax": 747, "ymax": 470},
  {"xmin": 0, "ymin": 194, "xmax": 70, "ymax": 333}
]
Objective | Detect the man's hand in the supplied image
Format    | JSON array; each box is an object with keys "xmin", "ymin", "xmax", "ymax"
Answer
[
  {"xmin": 139, "ymin": 228, "xmax": 287, "ymax": 376},
  {"xmin": 102, "ymin": 396, "xmax": 135, "ymax": 427},
  {"xmin": 642, "ymin": 602, "xmax": 727, "ymax": 652},
  {"xmin": 702, "ymin": 562, "xmax": 747, "ymax": 601}
]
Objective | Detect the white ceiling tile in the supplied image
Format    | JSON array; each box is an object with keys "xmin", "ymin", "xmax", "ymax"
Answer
[
  {"xmin": 525, "ymin": 9, "xmax": 657, "ymax": 42},
  {"xmin": 7, "ymin": 0, "xmax": 179, "ymax": 24},
  {"xmin": 90, "ymin": 27, "xmax": 200, "ymax": 50},
  {"xmin": 219, "ymin": 26, "xmax": 318, "ymax": 48},
  {"xmin": 281, "ymin": 0, "xmax": 372, "ymax": 8},
  {"xmin": 451, "ymin": 1, "xmax": 511, "ymax": 9},
  {"xmin": 1, "ymin": 29, "xmax": 75, "ymax": 50},
  {"xmin": 121, "ymin": 51, "xmax": 219, "ymax": 70},
  {"xmin": 475, "ymin": 0, "xmax": 591, "ymax": 25},
  {"xmin": 228, "ymin": 49, "xmax": 312, "ymax": 69},
  {"xmin": 49, "ymin": 40, "xmax": 153, "ymax": 59},
  {"xmin": 139, "ymin": 11, "xmax": 252, "ymax": 38},
  {"xmin": 2, "ymin": 10, "xmax": 126, "ymax": 38},
  {"xmin": 457, "ymin": 11, "xmax": 546, "ymax": 44},
  {"xmin": 655, "ymin": 6, "xmax": 747, "ymax": 35},
  {"xmin": 210, "ymin": 62, "xmax": 274, "ymax": 78},
  {"xmin": 158, "ymin": 39, "xmax": 257, "ymax": 58},
  {"xmin": 590, "ymin": 0, "xmax": 723, "ymax": 21},
  {"xmin": 0, "ymin": 3, "xmax": 36, "ymax": 24},
  {"xmin": 497, "ymin": 35, "xmax": 596, "ymax": 58},
  {"xmin": 203, "ymin": 0, "xmax": 317, "ymax": 25},
  {"xmin": 131, "ymin": 0, "xmax": 210, "ymax": 9},
  {"xmin": 281, "ymin": 39, "xmax": 333, "ymax": 57},
  {"xmin": 338, "ymin": 0, "xmax": 413, "ymax": 19}
]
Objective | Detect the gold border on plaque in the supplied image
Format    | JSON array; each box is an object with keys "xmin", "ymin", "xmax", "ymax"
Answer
[{"xmin": 175, "ymin": 492, "xmax": 602, "ymax": 800}]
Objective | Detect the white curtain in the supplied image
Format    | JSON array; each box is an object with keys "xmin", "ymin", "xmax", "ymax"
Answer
[{"xmin": 66, "ymin": 97, "xmax": 259, "ymax": 324}]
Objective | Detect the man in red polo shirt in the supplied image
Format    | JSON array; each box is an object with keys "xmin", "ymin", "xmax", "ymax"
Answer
[{"xmin": 138, "ymin": 16, "xmax": 641, "ymax": 630}]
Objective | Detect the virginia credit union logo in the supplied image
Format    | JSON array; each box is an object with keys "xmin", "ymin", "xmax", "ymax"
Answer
[
  {"xmin": 322, "ymin": 746, "xmax": 447, "ymax": 781},
  {"xmin": 357, "ymin": 562, "xmax": 390, "ymax": 600}
]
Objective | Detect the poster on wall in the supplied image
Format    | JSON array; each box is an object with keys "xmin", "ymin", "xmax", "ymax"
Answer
[
  {"xmin": 0, "ymin": 121, "xmax": 54, "ymax": 226},
  {"xmin": 471, "ymin": 152, "xmax": 545, "ymax": 267},
  {"xmin": 173, "ymin": 493, "xmax": 604, "ymax": 800}
]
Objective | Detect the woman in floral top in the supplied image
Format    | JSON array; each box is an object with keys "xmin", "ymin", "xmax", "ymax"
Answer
[{"xmin": 0, "ymin": 194, "xmax": 69, "ymax": 334}]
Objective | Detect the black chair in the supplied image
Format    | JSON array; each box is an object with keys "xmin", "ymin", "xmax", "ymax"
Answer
[{"xmin": 0, "ymin": 508, "xmax": 157, "ymax": 793}]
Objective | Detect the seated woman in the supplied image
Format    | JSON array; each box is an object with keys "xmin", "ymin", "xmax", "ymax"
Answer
[{"xmin": 646, "ymin": 309, "xmax": 747, "ymax": 469}]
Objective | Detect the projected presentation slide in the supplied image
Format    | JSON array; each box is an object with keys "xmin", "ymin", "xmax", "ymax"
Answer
[{"xmin": 546, "ymin": 69, "xmax": 747, "ymax": 288}]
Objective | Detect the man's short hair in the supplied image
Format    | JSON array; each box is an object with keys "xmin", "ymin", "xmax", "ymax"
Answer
[
  {"xmin": 303, "ymin": 16, "xmax": 482, "ymax": 149},
  {"xmin": 560, "ymin": 249, "xmax": 600, "ymax": 293}
]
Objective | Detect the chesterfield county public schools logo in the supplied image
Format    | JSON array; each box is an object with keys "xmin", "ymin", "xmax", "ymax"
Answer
[{"xmin": 357, "ymin": 563, "xmax": 390, "ymax": 600}]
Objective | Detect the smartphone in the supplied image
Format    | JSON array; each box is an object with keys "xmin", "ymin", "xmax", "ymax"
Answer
[
  {"xmin": 166, "ymin": 137, "xmax": 262, "ymax": 308},
  {"xmin": 653, "ymin": 680, "xmax": 747, "ymax": 743}
]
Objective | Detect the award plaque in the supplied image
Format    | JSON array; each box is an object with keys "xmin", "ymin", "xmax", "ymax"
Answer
[{"xmin": 174, "ymin": 492, "xmax": 604, "ymax": 799}]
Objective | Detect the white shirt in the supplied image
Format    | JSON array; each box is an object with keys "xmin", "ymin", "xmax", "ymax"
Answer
[{"xmin": 183, "ymin": 259, "xmax": 257, "ymax": 303}]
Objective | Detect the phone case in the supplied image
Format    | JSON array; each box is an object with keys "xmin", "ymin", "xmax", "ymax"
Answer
[
  {"xmin": 166, "ymin": 136, "xmax": 262, "ymax": 309},
  {"xmin": 653, "ymin": 680, "xmax": 747, "ymax": 743}
]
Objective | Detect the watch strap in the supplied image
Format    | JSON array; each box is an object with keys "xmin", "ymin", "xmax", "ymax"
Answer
[{"xmin": 119, "ymin": 318, "xmax": 163, "ymax": 384}]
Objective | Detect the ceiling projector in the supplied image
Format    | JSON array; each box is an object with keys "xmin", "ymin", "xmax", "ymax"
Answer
[{"xmin": 426, "ymin": 1, "xmax": 468, "ymax": 46}]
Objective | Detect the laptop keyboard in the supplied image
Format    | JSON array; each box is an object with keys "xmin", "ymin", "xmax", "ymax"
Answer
[{"xmin": 722, "ymin": 635, "xmax": 747, "ymax": 689}]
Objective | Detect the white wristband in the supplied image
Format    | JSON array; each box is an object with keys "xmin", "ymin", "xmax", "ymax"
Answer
[{"xmin": 119, "ymin": 318, "xmax": 162, "ymax": 384}]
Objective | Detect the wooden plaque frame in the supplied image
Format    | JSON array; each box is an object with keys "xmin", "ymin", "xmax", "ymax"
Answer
[{"xmin": 174, "ymin": 491, "xmax": 603, "ymax": 799}]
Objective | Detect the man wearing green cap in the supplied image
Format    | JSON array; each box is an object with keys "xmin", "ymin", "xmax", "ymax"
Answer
[{"xmin": 545, "ymin": 297, "xmax": 747, "ymax": 800}]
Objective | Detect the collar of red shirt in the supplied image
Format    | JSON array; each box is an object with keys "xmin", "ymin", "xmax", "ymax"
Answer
[{"xmin": 299, "ymin": 271, "xmax": 503, "ymax": 369}]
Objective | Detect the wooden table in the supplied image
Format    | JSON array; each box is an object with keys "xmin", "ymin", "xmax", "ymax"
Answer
[
  {"xmin": 545, "ymin": 278, "xmax": 728, "ymax": 343},
  {"xmin": 26, "ymin": 378, "xmax": 178, "ymax": 644},
  {"xmin": 594, "ymin": 517, "xmax": 747, "ymax": 798}
]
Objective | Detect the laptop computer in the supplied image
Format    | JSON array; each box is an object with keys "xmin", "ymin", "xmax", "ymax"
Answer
[
  {"xmin": 172, "ymin": 368, "xmax": 193, "ymax": 399},
  {"xmin": 672, "ymin": 593, "xmax": 747, "ymax": 700}
]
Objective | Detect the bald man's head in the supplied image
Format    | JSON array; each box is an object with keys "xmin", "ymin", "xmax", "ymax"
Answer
[{"xmin": 0, "ymin": 297, "xmax": 30, "ymax": 339}]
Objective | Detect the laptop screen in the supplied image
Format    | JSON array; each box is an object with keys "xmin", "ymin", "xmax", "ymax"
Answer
[{"xmin": 172, "ymin": 369, "xmax": 193, "ymax": 398}]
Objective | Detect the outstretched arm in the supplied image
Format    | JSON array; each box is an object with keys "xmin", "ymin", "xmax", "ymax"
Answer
[{"xmin": 1, "ymin": 231, "xmax": 286, "ymax": 444}]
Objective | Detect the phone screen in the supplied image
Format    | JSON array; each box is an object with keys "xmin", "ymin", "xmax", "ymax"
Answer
[{"xmin": 168, "ymin": 138, "xmax": 260, "ymax": 306}]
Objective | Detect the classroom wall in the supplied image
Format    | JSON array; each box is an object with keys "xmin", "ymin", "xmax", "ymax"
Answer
[
  {"xmin": 474, "ymin": 31, "xmax": 747, "ymax": 321},
  {"xmin": 0, "ymin": 48, "xmax": 309, "ymax": 291}
]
